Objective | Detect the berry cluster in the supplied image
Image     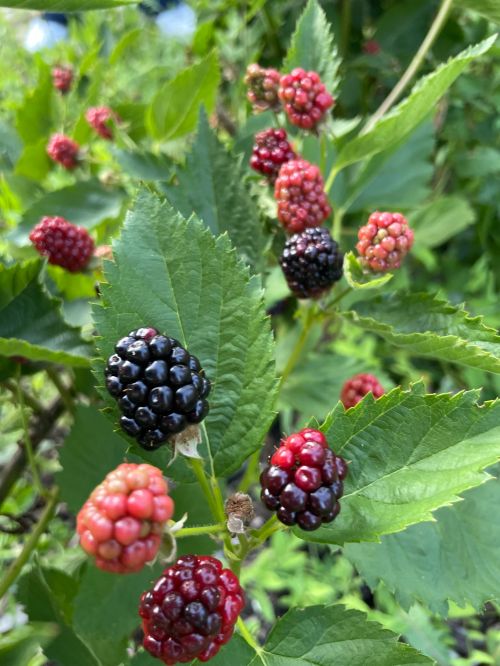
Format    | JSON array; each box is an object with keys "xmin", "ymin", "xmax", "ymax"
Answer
[
  {"xmin": 47, "ymin": 133, "xmax": 80, "ymax": 170},
  {"xmin": 244, "ymin": 63, "xmax": 281, "ymax": 113},
  {"xmin": 105, "ymin": 328, "xmax": 211, "ymax": 450},
  {"xmin": 52, "ymin": 65, "xmax": 73, "ymax": 93},
  {"xmin": 139, "ymin": 555, "xmax": 245, "ymax": 664},
  {"xmin": 77, "ymin": 463, "xmax": 173, "ymax": 574},
  {"xmin": 340, "ymin": 373, "xmax": 385, "ymax": 409},
  {"xmin": 356, "ymin": 211, "xmax": 414, "ymax": 273},
  {"xmin": 29, "ymin": 216, "xmax": 94, "ymax": 272},
  {"xmin": 260, "ymin": 428, "xmax": 347, "ymax": 531},
  {"xmin": 275, "ymin": 159, "xmax": 331, "ymax": 233},
  {"xmin": 280, "ymin": 227, "xmax": 343, "ymax": 299},
  {"xmin": 279, "ymin": 68, "xmax": 334, "ymax": 130},
  {"xmin": 86, "ymin": 106, "xmax": 116, "ymax": 140},
  {"xmin": 250, "ymin": 128, "xmax": 296, "ymax": 183}
]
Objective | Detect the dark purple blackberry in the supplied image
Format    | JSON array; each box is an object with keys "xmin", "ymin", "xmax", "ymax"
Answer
[
  {"xmin": 259, "ymin": 428, "xmax": 347, "ymax": 531},
  {"xmin": 104, "ymin": 328, "xmax": 211, "ymax": 450},
  {"xmin": 280, "ymin": 227, "xmax": 344, "ymax": 299}
]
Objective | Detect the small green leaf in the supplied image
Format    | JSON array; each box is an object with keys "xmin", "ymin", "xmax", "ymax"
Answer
[
  {"xmin": 15, "ymin": 61, "xmax": 52, "ymax": 146},
  {"xmin": 93, "ymin": 189, "xmax": 277, "ymax": 478},
  {"xmin": 164, "ymin": 110, "xmax": 266, "ymax": 271},
  {"xmin": 0, "ymin": 261, "xmax": 93, "ymax": 367},
  {"xmin": 147, "ymin": 51, "xmax": 220, "ymax": 140},
  {"xmin": 14, "ymin": 138, "xmax": 51, "ymax": 181},
  {"xmin": 0, "ymin": 624, "xmax": 57, "ymax": 666},
  {"xmin": 0, "ymin": 0, "xmax": 135, "ymax": 8},
  {"xmin": 409, "ymin": 195, "xmax": 476, "ymax": 248},
  {"xmin": 346, "ymin": 476, "xmax": 500, "ymax": 616},
  {"xmin": 283, "ymin": 0, "xmax": 341, "ymax": 93},
  {"xmin": 301, "ymin": 385, "xmax": 500, "ymax": 545},
  {"xmin": 343, "ymin": 292, "xmax": 500, "ymax": 373},
  {"xmin": 335, "ymin": 34, "xmax": 497, "ymax": 171},
  {"xmin": 343, "ymin": 252, "xmax": 393, "ymax": 290},
  {"xmin": 456, "ymin": 0, "xmax": 500, "ymax": 22}
]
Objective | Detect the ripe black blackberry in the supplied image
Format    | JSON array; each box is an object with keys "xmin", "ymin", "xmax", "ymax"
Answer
[
  {"xmin": 280, "ymin": 227, "xmax": 343, "ymax": 299},
  {"xmin": 260, "ymin": 428, "xmax": 347, "ymax": 531},
  {"xmin": 104, "ymin": 328, "xmax": 211, "ymax": 450}
]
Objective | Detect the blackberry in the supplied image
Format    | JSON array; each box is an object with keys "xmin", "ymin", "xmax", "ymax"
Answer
[
  {"xmin": 29, "ymin": 216, "xmax": 94, "ymax": 272},
  {"xmin": 47, "ymin": 133, "xmax": 80, "ymax": 170},
  {"xmin": 356, "ymin": 211, "xmax": 414, "ymax": 273},
  {"xmin": 280, "ymin": 227, "xmax": 343, "ymax": 299},
  {"xmin": 249, "ymin": 128, "xmax": 296, "ymax": 183},
  {"xmin": 139, "ymin": 555, "xmax": 245, "ymax": 664},
  {"xmin": 340, "ymin": 373, "xmax": 385, "ymax": 409},
  {"xmin": 244, "ymin": 63, "xmax": 281, "ymax": 113},
  {"xmin": 104, "ymin": 328, "xmax": 211, "ymax": 450},
  {"xmin": 77, "ymin": 463, "xmax": 173, "ymax": 574},
  {"xmin": 52, "ymin": 65, "xmax": 73, "ymax": 93},
  {"xmin": 86, "ymin": 106, "xmax": 116, "ymax": 140},
  {"xmin": 278, "ymin": 68, "xmax": 334, "ymax": 130},
  {"xmin": 260, "ymin": 428, "xmax": 347, "ymax": 531}
]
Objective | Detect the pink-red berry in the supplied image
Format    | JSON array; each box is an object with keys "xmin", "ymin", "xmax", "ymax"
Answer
[
  {"xmin": 278, "ymin": 68, "xmax": 334, "ymax": 130},
  {"xmin": 250, "ymin": 128, "xmax": 296, "ymax": 183},
  {"xmin": 29, "ymin": 216, "xmax": 94, "ymax": 272},
  {"xmin": 77, "ymin": 463, "xmax": 173, "ymax": 574},
  {"xmin": 47, "ymin": 133, "xmax": 79, "ymax": 170},
  {"xmin": 139, "ymin": 555, "xmax": 245, "ymax": 664},
  {"xmin": 363, "ymin": 40, "xmax": 381, "ymax": 55},
  {"xmin": 274, "ymin": 159, "xmax": 331, "ymax": 233},
  {"xmin": 244, "ymin": 63, "xmax": 281, "ymax": 113},
  {"xmin": 52, "ymin": 65, "xmax": 73, "ymax": 93},
  {"xmin": 340, "ymin": 373, "xmax": 385, "ymax": 409},
  {"xmin": 260, "ymin": 428, "xmax": 347, "ymax": 531},
  {"xmin": 356, "ymin": 211, "xmax": 414, "ymax": 273},
  {"xmin": 85, "ymin": 106, "xmax": 116, "ymax": 140}
]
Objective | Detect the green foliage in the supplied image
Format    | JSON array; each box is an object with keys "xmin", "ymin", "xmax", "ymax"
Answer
[
  {"xmin": 343, "ymin": 252, "xmax": 394, "ymax": 290},
  {"xmin": 410, "ymin": 196, "xmax": 476, "ymax": 248},
  {"xmin": 0, "ymin": 0, "xmax": 136, "ymax": 8}
]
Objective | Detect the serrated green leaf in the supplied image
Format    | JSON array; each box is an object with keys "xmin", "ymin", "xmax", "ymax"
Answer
[
  {"xmin": 93, "ymin": 189, "xmax": 277, "ymax": 477},
  {"xmin": 409, "ymin": 196, "xmax": 476, "ymax": 248},
  {"xmin": 164, "ymin": 110, "xmax": 266, "ymax": 271},
  {"xmin": 0, "ymin": 0, "xmax": 135, "ymax": 8},
  {"xmin": 0, "ymin": 624, "xmax": 57, "ymax": 666},
  {"xmin": 112, "ymin": 148, "xmax": 172, "ymax": 181},
  {"xmin": 56, "ymin": 405, "xmax": 128, "ymax": 513},
  {"xmin": 0, "ymin": 261, "xmax": 93, "ymax": 367},
  {"xmin": 456, "ymin": 0, "xmax": 500, "ymax": 22},
  {"xmin": 301, "ymin": 385, "xmax": 500, "ymax": 545},
  {"xmin": 345, "ymin": 475, "xmax": 500, "ymax": 616},
  {"xmin": 283, "ymin": 0, "xmax": 340, "ymax": 93},
  {"xmin": 343, "ymin": 252, "xmax": 393, "ymax": 290},
  {"xmin": 15, "ymin": 61, "xmax": 52, "ymax": 146},
  {"xmin": 148, "ymin": 52, "xmax": 220, "ymax": 140},
  {"xmin": 343, "ymin": 292, "xmax": 500, "ymax": 373},
  {"xmin": 335, "ymin": 34, "xmax": 497, "ymax": 171},
  {"xmin": 9, "ymin": 179, "xmax": 126, "ymax": 246}
]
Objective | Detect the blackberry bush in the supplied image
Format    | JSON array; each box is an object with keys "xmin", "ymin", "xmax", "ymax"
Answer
[
  {"xmin": 139, "ymin": 555, "xmax": 245, "ymax": 664},
  {"xmin": 29, "ymin": 216, "xmax": 94, "ymax": 272},
  {"xmin": 340, "ymin": 373, "xmax": 385, "ymax": 409},
  {"xmin": 77, "ymin": 463, "xmax": 173, "ymax": 573},
  {"xmin": 260, "ymin": 428, "xmax": 348, "ymax": 531},
  {"xmin": 249, "ymin": 128, "xmax": 296, "ymax": 183},
  {"xmin": 104, "ymin": 328, "xmax": 211, "ymax": 450},
  {"xmin": 356, "ymin": 211, "xmax": 414, "ymax": 273},
  {"xmin": 278, "ymin": 68, "xmax": 334, "ymax": 130},
  {"xmin": 280, "ymin": 227, "xmax": 343, "ymax": 299}
]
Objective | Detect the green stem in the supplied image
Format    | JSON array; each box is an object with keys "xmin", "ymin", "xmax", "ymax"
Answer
[
  {"xmin": 46, "ymin": 368, "xmax": 74, "ymax": 414},
  {"xmin": 320, "ymin": 133, "xmax": 327, "ymax": 174},
  {"xmin": 363, "ymin": 0, "xmax": 453, "ymax": 134},
  {"xmin": 15, "ymin": 373, "xmax": 45, "ymax": 499},
  {"xmin": 328, "ymin": 286, "xmax": 353, "ymax": 309},
  {"xmin": 0, "ymin": 489, "xmax": 59, "ymax": 600},
  {"xmin": 237, "ymin": 616, "xmax": 262, "ymax": 654},
  {"xmin": 175, "ymin": 524, "xmax": 225, "ymax": 538},
  {"xmin": 324, "ymin": 165, "xmax": 340, "ymax": 195},
  {"xmin": 340, "ymin": 0, "xmax": 352, "ymax": 58},
  {"xmin": 238, "ymin": 450, "xmax": 260, "ymax": 494},
  {"xmin": 4, "ymin": 380, "xmax": 44, "ymax": 414},
  {"xmin": 279, "ymin": 304, "xmax": 316, "ymax": 389},
  {"xmin": 251, "ymin": 514, "xmax": 283, "ymax": 545},
  {"xmin": 332, "ymin": 207, "xmax": 345, "ymax": 242},
  {"xmin": 189, "ymin": 458, "xmax": 220, "ymax": 523}
]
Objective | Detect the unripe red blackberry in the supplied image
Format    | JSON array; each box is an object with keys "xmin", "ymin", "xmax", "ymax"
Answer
[
  {"xmin": 244, "ymin": 63, "xmax": 281, "ymax": 113},
  {"xmin": 250, "ymin": 128, "xmax": 296, "ymax": 183},
  {"xmin": 363, "ymin": 40, "xmax": 381, "ymax": 55},
  {"xmin": 104, "ymin": 328, "xmax": 211, "ymax": 450},
  {"xmin": 278, "ymin": 68, "xmax": 334, "ymax": 130},
  {"xmin": 275, "ymin": 159, "xmax": 331, "ymax": 233},
  {"xmin": 139, "ymin": 555, "xmax": 245, "ymax": 664},
  {"xmin": 29, "ymin": 216, "xmax": 94, "ymax": 272},
  {"xmin": 47, "ymin": 133, "xmax": 80, "ymax": 170},
  {"xmin": 280, "ymin": 227, "xmax": 343, "ymax": 299},
  {"xmin": 340, "ymin": 373, "xmax": 385, "ymax": 409},
  {"xmin": 260, "ymin": 428, "xmax": 347, "ymax": 531},
  {"xmin": 356, "ymin": 211, "xmax": 414, "ymax": 273},
  {"xmin": 52, "ymin": 65, "xmax": 73, "ymax": 93},
  {"xmin": 85, "ymin": 106, "xmax": 116, "ymax": 140},
  {"xmin": 77, "ymin": 463, "xmax": 173, "ymax": 574}
]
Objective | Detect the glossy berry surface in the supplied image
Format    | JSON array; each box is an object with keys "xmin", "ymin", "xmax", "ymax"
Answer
[
  {"xmin": 340, "ymin": 373, "xmax": 385, "ymax": 409},
  {"xmin": 274, "ymin": 159, "xmax": 331, "ymax": 233},
  {"xmin": 260, "ymin": 428, "xmax": 347, "ymax": 531},
  {"xmin": 139, "ymin": 555, "xmax": 245, "ymax": 664},
  {"xmin": 278, "ymin": 68, "xmax": 334, "ymax": 130},
  {"xmin": 105, "ymin": 328, "xmax": 211, "ymax": 450},
  {"xmin": 47, "ymin": 133, "xmax": 79, "ymax": 169},
  {"xmin": 86, "ymin": 106, "xmax": 116, "ymax": 140},
  {"xmin": 77, "ymin": 463, "xmax": 173, "ymax": 574},
  {"xmin": 52, "ymin": 65, "xmax": 73, "ymax": 93},
  {"xmin": 29, "ymin": 216, "xmax": 94, "ymax": 272},
  {"xmin": 356, "ymin": 211, "xmax": 414, "ymax": 273},
  {"xmin": 280, "ymin": 227, "xmax": 343, "ymax": 299},
  {"xmin": 244, "ymin": 63, "xmax": 281, "ymax": 113},
  {"xmin": 250, "ymin": 128, "xmax": 296, "ymax": 183}
]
